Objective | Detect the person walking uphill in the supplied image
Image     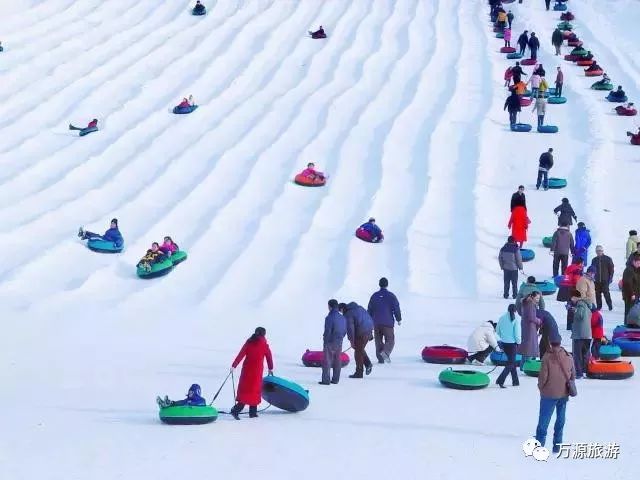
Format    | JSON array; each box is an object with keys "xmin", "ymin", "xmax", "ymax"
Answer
[
  {"xmin": 536, "ymin": 340, "xmax": 575, "ymax": 454},
  {"xmin": 551, "ymin": 224, "xmax": 575, "ymax": 277},
  {"xmin": 590, "ymin": 245, "xmax": 614, "ymax": 311},
  {"xmin": 499, "ymin": 236, "xmax": 524, "ymax": 299},
  {"xmin": 504, "ymin": 90, "xmax": 521, "ymax": 126},
  {"xmin": 507, "ymin": 10, "xmax": 514, "ymax": 29},
  {"xmin": 573, "ymin": 222, "xmax": 592, "ymax": 265},
  {"xmin": 528, "ymin": 32, "xmax": 540, "ymax": 60},
  {"xmin": 554, "ymin": 198, "xmax": 577, "ymax": 227},
  {"xmin": 532, "ymin": 93, "xmax": 547, "ymax": 127},
  {"xmin": 496, "ymin": 304, "xmax": 521, "ymax": 388},
  {"xmin": 511, "ymin": 61, "xmax": 527, "ymax": 84},
  {"xmin": 517, "ymin": 31, "xmax": 529, "ymax": 57},
  {"xmin": 552, "ymin": 28, "xmax": 564, "ymax": 55},
  {"xmin": 518, "ymin": 291, "xmax": 543, "ymax": 370},
  {"xmin": 537, "ymin": 148, "xmax": 554, "ymax": 190},
  {"xmin": 230, "ymin": 327, "xmax": 274, "ymax": 420},
  {"xmin": 319, "ymin": 299, "xmax": 347, "ymax": 385},
  {"xmin": 508, "ymin": 206, "xmax": 530, "ymax": 248},
  {"xmin": 339, "ymin": 302, "xmax": 374, "ymax": 378},
  {"xmin": 368, "ymin": 277, "xmax": 402, "ymax": 363}
]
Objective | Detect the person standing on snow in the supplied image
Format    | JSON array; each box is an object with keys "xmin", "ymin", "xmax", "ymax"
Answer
[
  {"xmin": 536, "ymin": 148, "xmax": 553, "ymax": 190},
  {"xmin": 504, "ymin": 90, "xmax": 521, "ymax": 125},
  {"xmin": 528, "ymin": 32, "xmax": 540, "ymax": 60},
  {"xmin": 516, "ymin": 276, "xmax": 546, "ymax": 314},
  {"xmin": 545, "ymin": 0, "xmax": 552, "ymax": 10},
  {"xmin": 368, "ymin": 277, "xmax": 402, "ymax": 364},
  {"xmin": 622, "ymin": 254, "xmax": 640, "ymax": 320},
  {"xmin": 229, "ymin": 327, "xmax": 274, "ymax": 419},
  {"xmin": 538, "ymin": 309, "xmax": 560, "ymax": 358},
  {"xmin": 496, "ymin": 304, "xmax": 521, "ymax": 388},
  {"xmin": 517, "ymin": 31, "xmax": 529, "ymax": 56},
  {"xmin": 555, "ymin": 66, "xmax": 564, "ymax": 97},
  {"xmin": 590, "ymin": 309, "xmax": 605, "ymax": 359},
  {"xmin": 570, "ymin": 291, "xmax": 592, "ymax": 378},
  {"xmin": 499, "ymin": 236, "xmax": 524, "ymax": 299},
  {"xmin": 573, "ymin": 222, "xmax": 592, "ymax": 265},
  {"xmin": 504, "ymin": 27, "xmax": 512, "ymax": 48},
  {"xmin": 590, "ymin": 245, "xmax": 614, "ymax": 311},
  {"xmin": 552, "ymin": 28, "xmax": 564, "ymax": 56},
  {"xmin": 510, "ymin": 185, "xmax": 527, "ymax": 211},
  {"xmin": 508, "ymin": 205, "xmax": 530, "ymax": 248},
  {"xmin": 554, "ymin": 198, "xmax": 577, "ymax": 227},
  {"xmin": 528, "ymin": 71, "xmax": 542, "ymax": 99},
  {"xmin": 319, "ymin": 299, "xmax": 347, "ymax": 385},
  {"xmin": 576, "ymin": 266, "xmax": 597, "ymax": 309},
  {"xmin": 339, "ymin": 302, "xmax": 374, "ymax": 378},
  {"xmin": 511, "ymin": 61, "xmax": 527, "ymax": 84},
  {"xmin": 518, "ymin": 291, "xmax": 542, "ymax": 371},
  {"xmin": 626, "ymin": 230, "xmax": 639, "ymax": 259},
  {"xmin": 467, "ymin": 321, "xmax": 500, "ymax": 365},
  {"xmin": 551, "ymin": 223, "xmax": 575, "ymax": 277},
  {"xmin": 507, "ymin": 10, "xmax": 514, "ymax": 29},
  {"xmin": 532, "ymin": 93, "xmax": 548, "ymax": 127}
]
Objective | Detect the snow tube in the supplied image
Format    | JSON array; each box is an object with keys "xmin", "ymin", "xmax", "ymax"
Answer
[
  {"xmin": 524, "ymin": 90, "xmax": 549, "ymax": 98},
  {"xmin": 557, "ymin": 22, "xmax": 573, "ymax": 31},
  {"xmin": 510, "ymin": 123, "xmax": 532, "ymax": 132},
  {"xmin": 569, "ymin": 48, "xmax": 587, "ymax": 57},
  {"xmin": 301, "ymin": 349, "xmax": 350, "ymax": 367},
  {"xmin": 496, "ymin": 32, "xmax": 504, "ymax": 39},
  {"xmin": 586, "ymin": 360, "xmax": 634, "ymax": 380},
  {"xmin": 159, "ymin": 405, "xmax": 218, "ymax": 425},
  {"xmin": 506, "ymin": 52, "xmax": 523, "ymax": 60},
  {"xmin": 87, "ymin": 238, "xmax": 124, "ymax": 253},
  {"xmin": 547, "ymin": 177, "xmax": 567, "ymax": 189},
  {"xmin": 438, "ymin": 369, "xmax": 490, "ymax": 390},
  {"xmin": 169, "ymin": 250, "xmax": 188, "ymax": 266},
  {"xmin": 553, "ymin": 3, "xmax": 567, "ymax": 11},
  {"xmin": 576, "ymin": 59, "xmax": 594, "ymax": 67},
  {"xmin": 523, "ymin": 358, "xmax": 542, "ymax": 377},
  {"xmin": 294, "ymin": 174, "xmax": 326, "ymax": 187},
  {"xmin": 520, "ymin": 97, "xmax": 532, "ymax": 107},
  {"xmin": 520, "ymin": 58, "xmax": 537, "ymax": 66},
  {"xmin": 613, "ymin": 337, "xmax": 640, "ymax": 356},
  {"xmin": 500, "ymin": 47, "xmax": 516, "ymax": 54},
  {"xmin": 421, "ymin": 345, "xmax": 467, "ymax": 364},
  {"xmin": 585, "ymin": 69, "xmax": 604, "ymax": 77},
  {"xmin": 173, "ymin": 105, "xmax": 198, "ymax": 114},
  {"xmin": 631, "ymin": 135, "xmax": 640, "ymax": 146},
  {"xmin": 564, "ymin": 54, "xmax": 579, "ymax": 62},
  {"xmin": 192, "ymin": 6, "xmax": 206, "ymax": 15},
  {"xmin": 262, "ymin": 375, "xmax": 309, "ymax": 413},
  {"xmin": 591, "ymin": 81, "xmax": 613, "ymax": 91},
  {"xmin": 548, "ymin": 96, "xmax": 567, "ymax": 104},
  {"xmin": 612, "ymin": 326, "xmax": 640, "ymax": 340},
  {"xmin": 491, "ymin": 350, "xmax": 523, "ymax": 366},
  {"xmin": 136, "ymin": 258, "xmax": 174, "ymax": 279},
  {"xmin": 606, "ymin": 93, "xmax": 628, "ymax": 103},
  {"xmin": 519, "ymin": 280, "xmax": 557, "ymax": 296},
  {"xmin": 542, "ymin": 236, "xmax": 553, "ymax": 248},
  {"xmin": 355, "ymin": 227, "xmax": 383, "ymax": 243},
  {"xmin": 538, "ymin": 125, "xmax": 559, "ymax": 134},
  {"xmin": 560, "ymin": 12, "xmax": 575, "ymax": 21},
  {"xmin": 567, "ymin": 40, "xmax": 583, "ymax": 48},
  {"xmin": 79, "ymin": 126, "xmax": 98, "ymax": 137},
  {"xmin": 599, "ymin": 344, "xmax": 622, "ymax": 361},
  {"xmin": 615, "ymin": 106, "xmax": 637, "ymax": 116},
  {"xmin": 520, "ymin": 249, "xmax": 535, "ymax": 262}
]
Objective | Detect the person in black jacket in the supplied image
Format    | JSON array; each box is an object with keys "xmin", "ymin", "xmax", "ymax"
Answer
[
  {"xmin": 528, "ymin": 32, "xmax": 540, "ymax": 60},
  {"xmin": 554, "ymin": 198, "xmax": 577, "ymax": 227},
  {"xmin": 534, "ymin": 64, "xmax": 546, "ymax": 77},
  {"xmin": 510, "ymin": 186, "xmax": 526, "ymax": 211},
  {"xmin": 507, "ymin": 10, "xmax": 514, "ymax": 29},
  {"xmin": 511, "ymin": 62, "xmax": 526, "ymax": 84},
  {"xmin": 517, "ymin": 30, "xmax": 529, "ymax": 56},
  {"xmin": 536, "ymin": 148, "xmax": 554, "ymax": 190},
  {"xmin": 504, "ymin": 90, "xmax": 521, "ymax": 125},
  {"xmin": 590, "ymin": 245, "xmax": 614, "ymax": 311},
  {"xmin": 552, "ymin": 28, "xmax": 564, "ymax": 55}
]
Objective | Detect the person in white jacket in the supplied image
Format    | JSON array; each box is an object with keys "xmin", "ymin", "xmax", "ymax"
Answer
[{"xmin": 467, "ymin": 321, "xmax": 500, "ymax": 365}]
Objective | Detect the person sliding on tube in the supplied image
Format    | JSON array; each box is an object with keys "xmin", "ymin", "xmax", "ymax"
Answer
[
  {"xmin": 70, "ymin": 119, "xmax": 98, "ymax": 131},
  {"xmin": 610, "ymin": 86, "xmax": 626, "ymax": 100},
  {"xmin": 137, "ymin": 242, "xmax": 168, "ymax": 271},
  {"xmin": 583, "ymin": 51, "xmax": 594, "ymax": 61},
  {"xmin": 360, "ymin": 218, "xmax": 383, "ymax": 243},
  {"xmin": 300, "ymin": 162, "xmax": 325, "ymax": 181},
  {"xmin": 177, "ymin": 95, "xmax": 194, "ymax": 108},
  {"xmin": 585, "ymin": 62, "xmax": 602, "ymax": 73},
  {"xmin": 78, "ymin": 218, "xmax": 123, "ymax": 245},
  {"xmin": 157, "ymin": 384, "xmax": 206, "ymax": 408},
  {"xmin": 193, "ymin": 1, "xmax": 205, "ymax": 13},
  {"xmin": 159, "ymin": 236, "xmax": 179, "ymax": 256},
  {"xmin": 310, "ymin": 26, "xmax": 326, "ymax": 39}
]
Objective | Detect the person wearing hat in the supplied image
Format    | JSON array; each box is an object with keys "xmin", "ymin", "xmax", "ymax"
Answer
[
  {"xmin": 590, "ymin": 245, "xmax": 614, "ymax": 311},
  {"xmin": 229, "ymin": 327, "xmax": 274, "ymax": 419},
  {"xmin": 78, "ymin": 218, "xmax": 123, "ymax": 247},
  {"xmin": 319, "ymin": 300, "xmax": 347, "ymax": 385},
  {"xmin": 368, "ymin": 278, "xmax": 402, "ymax": 363},
  {"xmin": 573, "ymin": 222, "xmax": 591, "ymax": 265},
  {"xmin": 576, "ymin": 266, "xmax": 597, "ymax": 308},
  {"xmin": 157, "ymin": 384, "xmax": 206, "ymax": 408},
  {"xmin": 359, "ymin": 217, "xmax": 383, "ymax": 243},
  {"xmin": 467, "ymin": 321, "xmax": 499, "ymax": 365}
]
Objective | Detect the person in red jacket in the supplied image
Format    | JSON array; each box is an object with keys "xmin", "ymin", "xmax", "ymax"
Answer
[
  {"xmin": 508, "ymin": 205, "xmax": 530, "ymax": 248},
  {"xmin": 229, "ymin": 327, "xmax": 274, "ymax": 420},
  {"xmin": 87, "ymin": 118, "xmax": 98, "ymax": 129},
  {"xmin": 590, "ymin": 310, "xmax": 604, "ymax": 359},
  {"xmin": 557, "ymin": 258, "xmax": 583, "ymax": 302}
]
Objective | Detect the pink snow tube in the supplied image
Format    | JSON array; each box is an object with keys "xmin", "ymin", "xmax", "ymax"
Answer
[
  {"xmin": 500, "ymin": 46, "xmax": 516, "ymax": 53},
  {"xmin": 422, "ymin": 346, "xmax": 468, "ymax": 364},
  {"xmin": 612, "ymin": 330, "xmax": 640, "ymax": 341},
  {"xmin": 301, "ymin": 349, "xmax": 350, "ymax": 367},
  {"xmin": 520, "ymin": 58, "xmax": 537, "ymax": 66},
  {"xmin": 520, "ymin": 97, "xmax": 533, "ymax": 107},
  {"xmin": 616, "ymin": 106, "xmax": 637, "ymax": 116},
  {"xmin": 355, "ymin": 227, "xmax": 384, "ymax": 243}
]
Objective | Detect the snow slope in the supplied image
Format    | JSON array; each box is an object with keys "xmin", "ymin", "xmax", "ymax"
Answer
[{"xmin": 0, "ymin": 1, "xmax": 638, "ymax": 478}]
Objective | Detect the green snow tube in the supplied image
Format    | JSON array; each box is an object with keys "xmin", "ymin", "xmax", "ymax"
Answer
[
  {"xmin": 170, "ymin": 250, "xmax": 188, "ymax": 266},
  {"xmin": 523, "ymin": 359, "xmax": 542, "ymax": 377},
  {"xmin": 591, "ymin": 81, "xmax": 613, "ymax": 91},
  {"xmin": 159, "ymin": 405, "xmax": 218, "ymax": 425},
  {"xmin": 438, "ymin": 368, "xmax": 490, "ymax": 390},
  {"xmin": 137, "ymin": 258, "xmax": 174, "ymax": 279},
  {"xmin": 542, "ymin": 236, "xmax": 553, "ymax": 248}
]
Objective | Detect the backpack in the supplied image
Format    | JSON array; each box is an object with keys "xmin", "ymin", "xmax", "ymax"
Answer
[{"xmin": 539, "ymin": 78, "xmax": 549, "ymax": 92}]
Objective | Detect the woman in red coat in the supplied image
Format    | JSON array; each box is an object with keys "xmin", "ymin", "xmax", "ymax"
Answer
[
  {"xmin": 508, "ymin": 205, "xmax": 531, "ymax": 247},
  {"xmin": 229, "ymin": 327, "xmax": 274, "ymax": 420}
]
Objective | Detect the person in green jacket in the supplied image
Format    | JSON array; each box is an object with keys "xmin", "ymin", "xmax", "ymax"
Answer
[
  {"xmin": 570, "ymin": 291, "xmax": 592, "ymax": 378},
  {"xmin": 515, "ymin": 276, "xmax": 546, "ymax": 314},
  {"xmin": 626, "ymin": 230, "xmax": 639, "ymax": 259}
]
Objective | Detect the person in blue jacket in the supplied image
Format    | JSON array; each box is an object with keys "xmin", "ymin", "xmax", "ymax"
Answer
[
  {"xmin": 368, "ymin": 277, "xmax": 402, "ymax": 363},
  {"xmin": 573, "ymin": 222, "xmax": 591, "ymax": 265},
  {"xmin": 156, "ymin": 384, "xmax": 206, "ymax": 408},
  {"xmin": 359, "ymin": 217, "xmax": 383, "ymax": 242},
  {"xmin": 78, "ymin": 218, "xmax": 123, "ymax": 247},
  {"xmin": 339, "ymin": 302, "xmax": 374, "ymax": 378}
]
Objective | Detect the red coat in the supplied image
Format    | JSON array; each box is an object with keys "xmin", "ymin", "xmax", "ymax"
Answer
[
  {"xmin": 508, "ymin": 206, "xmax": 530, "ymax": 243},
  {"xmin": 87, "ymin": 119, "xmax": 98, "ymax": 128},
  {"xmin": 591, "ymin": 310, "xmax": 604, "ymax": 340},
  {"xmin": 232, "ymin": 337, "xmax": 274, "ymax": 406},
  {"xmin": 561, "ymin": 263, "xmax": 582, "ymax": 287}
]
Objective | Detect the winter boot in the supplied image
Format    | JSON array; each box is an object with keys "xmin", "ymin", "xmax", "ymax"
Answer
[
  {"xmin": 349, "ymin": 372, "xmax": 363, "ymax": 379},
  {"xmin": 230, "ymin": 404, "xmax": 242, "ymax": 420},
  {"xmin": 249, "ymin": 406, "xmax": 258, "ymax": 418},
  {"xmin": 380, "ymin": 352, "xmax": 390, "ymax": 363},
  {"xmin": 365, "ymin": 365, "xmax": 373, "ymax": 375}
]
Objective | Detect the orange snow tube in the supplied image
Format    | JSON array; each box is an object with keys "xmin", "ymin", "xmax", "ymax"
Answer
[
  {"xmin": 586, "ymin": 360, "xmax": 634, "ymax": 380},
  {"xmin": 294, "ymin": 174, "xmax": 326, "ymax": 187},
  {"xmin": 576, "ymin": 59, "xmax": 594, "ymax": 67}
]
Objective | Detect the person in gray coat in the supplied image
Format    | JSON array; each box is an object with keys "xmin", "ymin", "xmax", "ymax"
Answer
[
  {"xmin": 553, "ymin": 198, "xmax": 577, "ymax": 227},
  {"xmin": 551, "ymin": 224, "xmax": 575, "ymax": 277},
  {"xmin": 319, "ymin": 299, "xmax": 347, "ymax": 385},
  {"xmin": 339, "ymin": 302, "xmax": 374, "ymax": 378},
  {"xmin": 570, "ymin": 291, "xmax": 592, "ymax": 378},
  {"xmin": 517, "ymin": 291, "xmax": 542, "ymax": 370},
  {"xmin": 499, "ymin": 236, "xmax": 524, "ymax": 299}
]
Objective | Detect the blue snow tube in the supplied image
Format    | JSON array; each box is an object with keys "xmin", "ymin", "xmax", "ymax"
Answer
[
  {"xmin": 519, "ymin": 280, "xmax": 557, "ymax": 296},
  {"xmin": 599, "ymin": 344, "xmax": 622, "ymax": 361},
  {"xmin": 547, "ymin": 177, "xmax": 567, "ymax": 189},
  {"xmin": 192, "ymin": 6, "xmax": 206, "ymax": 15},
  {"xmin": 173, "ymin": 105, "xmax": 198, "ymax": 114},
  {"xmin": 554, "ymin": 3, "xmax": 567, "ymax": 11},
  {"xmin": 520, "ymin": 249, "xmax": 535, "ymax": 262},
  {"xmin": 613, "ymin": 337, "xmax": 640, "ymax": 356},
  {"xmin": 87, "ymin": 238, "xmax": 124, "ymax": 253},
  {"xmin": 261, "ymin": 375, "xmax": 309, "ymax": 413},
  {"xmin": 606, "ymin": 93, "xmax": 628, "ymax": 103},
  {"xmin": 511, "ymin": 123, "xmax": 532, "ymax": 132},
  {"xmin": 79, "ymin": 126, "xmax": 98, "ymax": 136},
  {"xmin": 506, "ymin": 52, "xmax": 523, "ymax": 60},
  {"xmin": 538, "ymin": 125, "xmax": 559, "ymax": 134},
  {"xmin": 548, "ymin": 96, "xmax": 567, "ymax": 104},
  {"xmin": 491, "ymin": 350, "xmax": 522, "ymax": 366}
]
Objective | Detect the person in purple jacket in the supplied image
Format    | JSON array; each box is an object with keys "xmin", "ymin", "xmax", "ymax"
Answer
[{"xmin": 367, "ymin": 277, "xmax": 402, "ymax": 363}]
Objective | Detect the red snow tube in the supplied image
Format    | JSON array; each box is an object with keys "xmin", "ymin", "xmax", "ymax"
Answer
[
  {"xmin": 421, "ymin": 345, "xmax": 468, "ymax": 364},
  {"xmin": 560, "ymin": 12, "xmax": 575, "ymax": 21},
  {"xmin": 562, "ymin": 31, "xmax": 573, "ymax": 39},
  {"xmin": 294, "ymin": 174, "xmax": 326, "ymax": 187},
  {"xmin": 500, "ymin": 46, "xmax": 516, "ymax": 53},
  {"xmin": 520, "ymin": 97, "xmax": 533, "ymax": 107},
  {"xmin": 616, "ymin": 106, "xmax": 637, "ymax": 116},
  {"xmin": 355, "ymin": 227, "xmax": 384, "ymax": 243},
  {"xmin": 567, "ymin": 40, "xmax": 582, "ymax": 47},
  {"xmin": 576, "ymin": 59, "xmax": 594, "ymax": 67},
  {"xmin": 585, "ymin": 69, "xmax": 604, "ymax": 77},
  {"xmin": 301, "ymin": 349, "xmax": 350, "ymax": 367},
  {"xmin": 564, "ymin": 54, "xmax": 578, "ymax": 61},
  {"xmin": 521, "ymin": 58, "xmax": 537, "ymax": 66}
]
